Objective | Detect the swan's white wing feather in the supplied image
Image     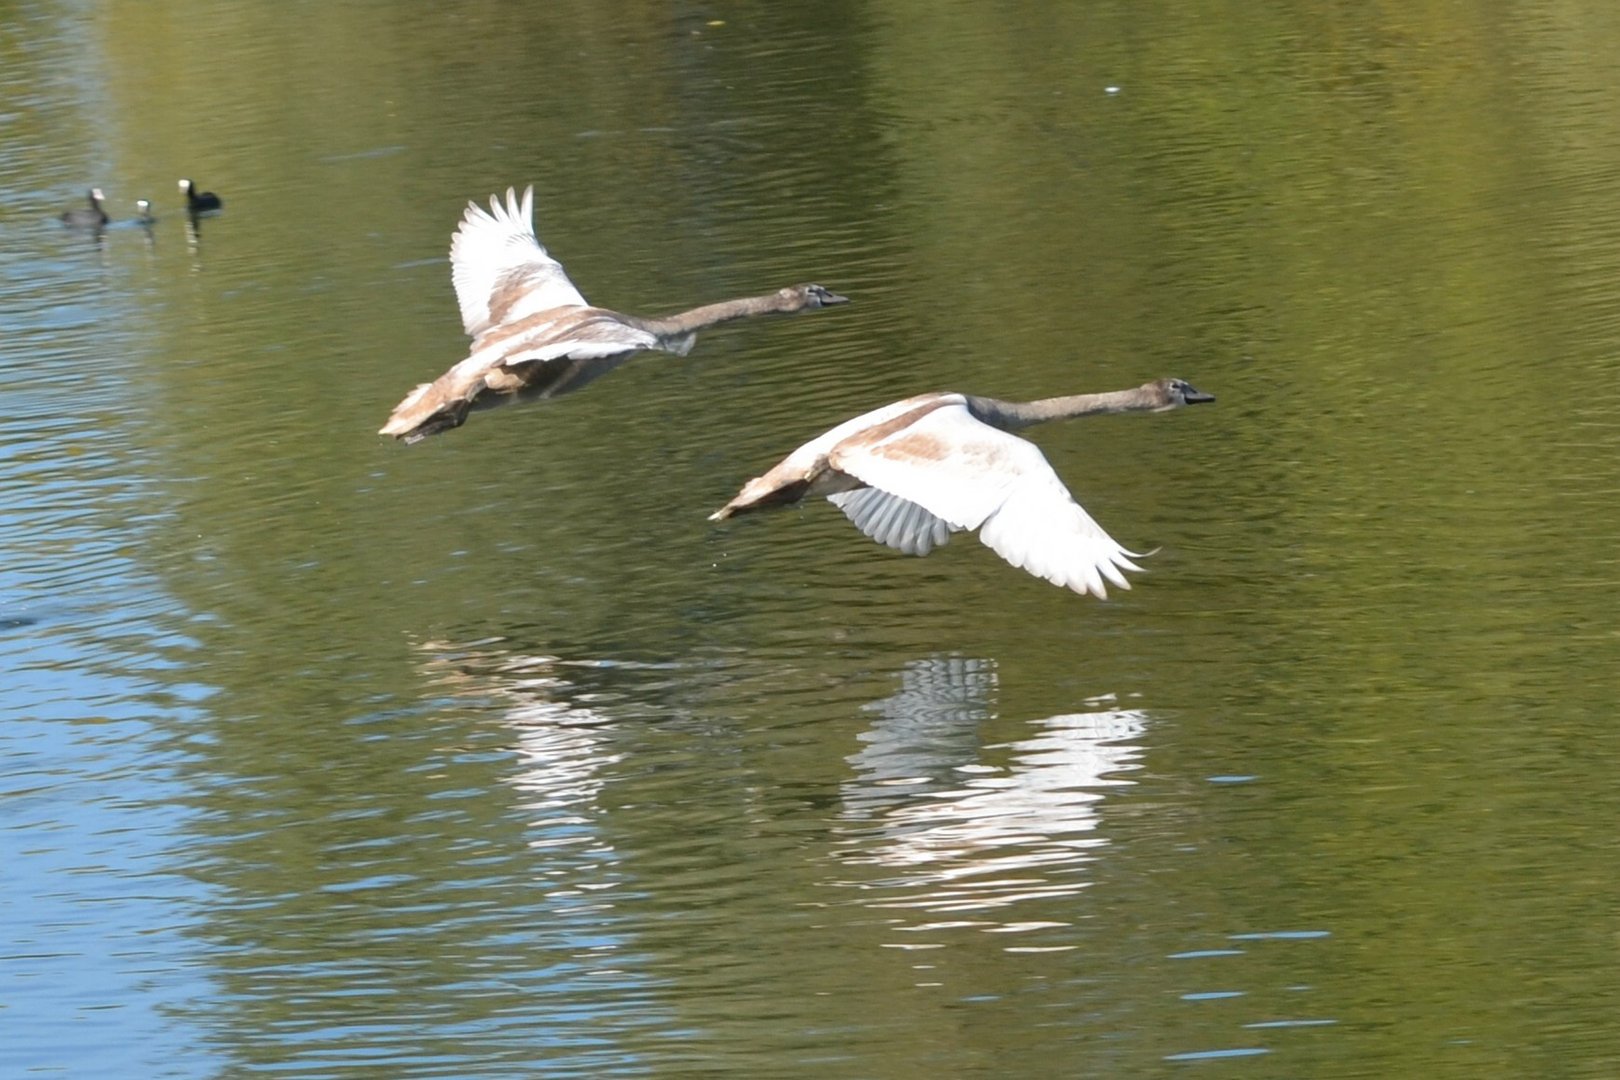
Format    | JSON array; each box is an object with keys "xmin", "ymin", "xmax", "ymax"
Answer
[
  {"xmin": 494, "ymin": 330, "xmax": 659, "ymax": 369},
  {"xmin": 430, "ymin": 328, "xmax": 651, "ymax": 392},
  {"xmin": 829, "ymin": 400, "xmax": 1145, "ymax": 596},
  {"xmin": 450, "ymin": 186, "xmax": 588, "ymax": 337},
  {"xmin": 460, "ymin": 310, "xmax": 662, "ymax": 373},
  {"xmin": 975, "ymin": 469, "xmax": 1145, "ymax": 596},
  {"xmin": 827, "ymin": 487, "xmax": 954, "ymax": 556}
]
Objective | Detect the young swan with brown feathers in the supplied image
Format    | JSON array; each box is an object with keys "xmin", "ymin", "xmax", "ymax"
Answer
[
  {"xmin": 380, "ymin": 186, "xmax": 848, "ymax": 443},
  {"xmin": 710, "ymin": 378, "xmax": 1216, "ymax": 598}
]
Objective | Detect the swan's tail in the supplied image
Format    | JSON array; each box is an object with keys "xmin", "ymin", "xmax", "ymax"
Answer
[{"xmin": 379, "ymin": 380, "xmax": 466, "ymax": 443}]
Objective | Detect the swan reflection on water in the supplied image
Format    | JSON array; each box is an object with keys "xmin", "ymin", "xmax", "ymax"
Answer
[
  {"xmin": 414, "ymin": 639, "xmax": 624, "ymax": 851},
  {"xmin": 415, "ymin": 643, "xmax": 1149, "ymax": 926},
  {"xmin": 835, "ymin": 655, "xmax": 1147, "ymax": 918}
]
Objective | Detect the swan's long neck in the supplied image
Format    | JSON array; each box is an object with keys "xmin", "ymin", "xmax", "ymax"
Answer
[
  {"xmin": 626, "ymin": 292, "xmax": 794, "ymax": 339},
  {"xmin": 966, "ymin": 385, "xmax": 1163, "ymax": 431}
]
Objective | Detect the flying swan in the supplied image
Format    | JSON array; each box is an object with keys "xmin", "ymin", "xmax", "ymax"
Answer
[
  {"xmin": 710, "ymin": 378, "xmax": 1215, "ymax": 597},
  {"xmin": 380, "ymin": 186, "xmax": 847, "ymax": 442}
]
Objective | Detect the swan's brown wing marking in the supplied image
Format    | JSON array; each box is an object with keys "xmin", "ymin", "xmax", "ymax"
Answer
[
  {"xmin": 830, "ymin": 400, "xmax": 1144, "ymax": 596},
  {"xmin": 828, "ymin": 400, "xmax": 1016, "ymax": 532},
  {"xmin": 710, "ymin": 393, "xmax": 953, "ymax": 518}
]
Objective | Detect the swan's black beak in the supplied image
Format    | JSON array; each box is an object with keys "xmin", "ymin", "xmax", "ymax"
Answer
[
  {"xmin": 1184, "ymin": 384, "xmax": 1216, "ymax": 404},
  {"xmin": 797, "ymin": 283, "xmax": 849, "ymax": 307}
]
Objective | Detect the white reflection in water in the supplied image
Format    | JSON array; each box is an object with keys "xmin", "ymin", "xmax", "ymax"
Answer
[
  {"xmin": 507, "ymin": 697, "xmax": 620, "ymax": 853},
  {"xmin": 845, "ymin": 655, "xmax": 998, "ymax": 806},
  {"xmin": 387, "ymin": 641, "xmax": 666, "ymax": 1064},
  {"xmin": 415, "ymin": 641, "xmax": 622, "ymax": 859},
  {"xmin": 838, "ymin": 656, "xmax": 1146, "ymax": 917}
]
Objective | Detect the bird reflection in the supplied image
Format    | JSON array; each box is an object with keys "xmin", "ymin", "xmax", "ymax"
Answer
[
  {"xmin": 406, "ymin": 639, "xmax": 662, "ymax": 1032},
  {"xmin": 836, "ymin": 656, "xmax": 1147, "ymax": 916},
  {"xmin": 184, "ymin": 213, "xmax": 204, "ymax": 263},
  {"xmin": 414, "ymin": 639, "xmax": 622, "ymax": 851},
  {"xmin": 843, "ymin": 655, "xmax": 998, "ymax": 816}
]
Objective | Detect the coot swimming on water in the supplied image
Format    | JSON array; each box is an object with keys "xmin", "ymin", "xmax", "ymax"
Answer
[
  {"xmin": 179, "ymin": 178, "xmax": 222, "ymax": 213},
  {"xmin": 61, "ymin": 188, "xmax": 108, "ymax": 229}
]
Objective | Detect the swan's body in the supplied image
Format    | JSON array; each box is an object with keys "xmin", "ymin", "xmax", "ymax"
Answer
[
  {"xmin": 379, "ymin": 186, "xmax": 847, "ymax": 443},
  {"xmin": 61, "ymin": 188, "xmax": 108, "ymax": 229},
  {"xmin": 710, "ymin": 378, "xmax": 1215, "ymax": 597},
  {"xmin": 179, "ymin": 178, "xmax": 222, "ymax": 213}
]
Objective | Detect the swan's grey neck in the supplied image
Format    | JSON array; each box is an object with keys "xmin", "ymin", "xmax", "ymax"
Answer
[
  {"xmin": 966, "ymin": 386, "xmax": 1162, "ymax": 431},
  {"xmin": 625, "ymin": 292, "xmax": 793, "ymax": 339}
]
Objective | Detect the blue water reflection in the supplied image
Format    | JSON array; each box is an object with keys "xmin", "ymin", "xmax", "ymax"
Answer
[
  {"xmin": 1, "ymin": 108, "xmax": 223, "ymax": 1068},
  {"xmin": 1, "ymin": 594, "xmax": 219, "ymax": 1078}
]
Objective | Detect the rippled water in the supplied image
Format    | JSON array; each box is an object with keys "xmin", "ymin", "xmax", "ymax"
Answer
[{"xmin": 6, "ymin": 1, "xmax": 1620, "ymax": 1076}]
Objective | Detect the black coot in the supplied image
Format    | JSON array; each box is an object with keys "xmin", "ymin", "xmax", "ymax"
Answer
[
  {"xmin": 61, "ymin": 188, "xmax": 109, "ymax": 228},
  {"xmin": 179, "ymin": 178, "xmax": 223, "ymax": 213}
]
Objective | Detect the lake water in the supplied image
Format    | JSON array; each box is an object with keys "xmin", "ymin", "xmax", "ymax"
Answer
[{"xmin": 5, "ymin": 2, "xmax": 1620, "ymax": 1076}]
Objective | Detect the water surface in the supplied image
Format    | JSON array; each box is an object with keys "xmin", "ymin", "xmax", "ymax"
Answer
[{"xmin": 5, "ymin": 1, "xmax": 1620, "ymax": 1076}]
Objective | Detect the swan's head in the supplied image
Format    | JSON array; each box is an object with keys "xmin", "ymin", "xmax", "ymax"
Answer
[
  {"xmin": 780, "ymin": 283, "xmax": 850, "ymax": 310},
  {"xmin": 89, "ymin": 188, "xmax": 106, "ymax": 203},
  {"xmin": 178, "ymin": 178, "xmax": 194, "ymax": 195},
  {"xmin": 1151, "ymin": 377, "xmax": 1216, "ymax": 411}
]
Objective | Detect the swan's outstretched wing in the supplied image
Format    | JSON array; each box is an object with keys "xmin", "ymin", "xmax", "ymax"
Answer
[
  {"xmin": 485, "ymin": 311, "xmax": 660, "ymax": 370},
  {"xmin": 709, "ymin": 393, "xmax": 953, "ymax": 518},
  {"xmin": 379, "ymin": 311, "xmax": 664, "ymax": 441},
  {"xmin": 975, "ymin": 466, "xmax": 1146, "ymax": 596},
  {"xmin": 450, "ymin": 186, "xmax": 587, "ymax": 337},
  {"xmin": 828, "ymin": 400, "xmax": 1145, "ymax": 597},
  {"xmin": 827, "ymin": 487, "xmax": 954, "ymax": 556}
]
